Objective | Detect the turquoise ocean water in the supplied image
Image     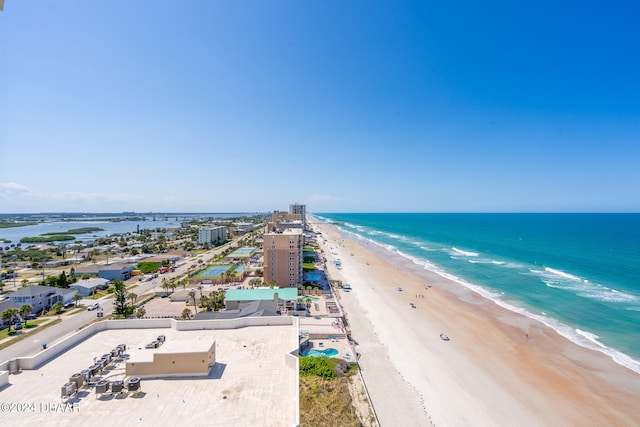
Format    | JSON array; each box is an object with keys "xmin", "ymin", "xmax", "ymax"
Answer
[{"xmin": 315, "ymin": 213, "xmax": 640, "ymax": 374}]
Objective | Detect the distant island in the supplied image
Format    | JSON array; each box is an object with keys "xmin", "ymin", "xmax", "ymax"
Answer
[
  {"xmin": 42, "ymin": 227, "xmax": 104, "ymax": 235},
  {"xmin": 0, "ymin": 222, "xmax": 34, "ymax": 229},
  {"xmin": 20, "ymin": 235, "xmax": 76, "ymax": 243}
]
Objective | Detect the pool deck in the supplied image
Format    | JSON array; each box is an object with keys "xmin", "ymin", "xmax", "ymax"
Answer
[
  {"xmin": 299, "ymin": 317, "xmax": 355, "ymax": 362},
  {"xmin": 304, "ymin": 338, "xmax": 354, "ymax": 362}
]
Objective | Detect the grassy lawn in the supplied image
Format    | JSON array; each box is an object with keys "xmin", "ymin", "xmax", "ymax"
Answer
[
  {"xmin": 0, "ymin": 318, "xmax": 62, "ymax": 349},
  {"xmin": 25, "ymin": 318, "xmax": 48, "ymax": 327}
]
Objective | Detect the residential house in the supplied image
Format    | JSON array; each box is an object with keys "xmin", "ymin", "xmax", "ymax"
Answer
[
  {"xmin": 98, "ymin": 263, "xmax": 133, "ymax": 281},
  {"xmin": 70, "ymin": 278, "xmax": 109, "ymax": 296},
  {"xmin": 7, "ymin": 285, "xmax": 76, "ymax": 314}
]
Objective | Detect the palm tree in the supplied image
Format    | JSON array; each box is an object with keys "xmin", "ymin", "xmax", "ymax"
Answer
[
  {"xmin": 127, "ymin": 292, "xmax": 138, "ymax": 306},
  {"xmin": 181, "ymin": 308, "xmax": 191, "ymax": 320},
  {"xmin": 104, "ymin": 246, "xmax": 112, "ymax": 265},
  {"xmin": 136, "ymin": 307, "xmax": 146, "ymax": 319},
  {"xmin": 188, "ymin": 290, "xmax": 198, "ymax": 314},
  {"xmin": 73, "ymin": 292, "xmax": 83, "ymax": 307},
  {"xmin": 2, "ymin": 308, "xmax": 18, "ymax": 332},
  {"xmin": 19, "ymin": 304, "xmax": 32, "ymax": 326},
  {"xmin": 51, "ymin": 301, "xmax": 64, "ymax": 314},
  {"xmin": 168, "ymin": 281, "xmax": 178, "ymax": 294},
  {"xmin": 197, "ymin": 285, "xmax": 203, "ymax": 302}
]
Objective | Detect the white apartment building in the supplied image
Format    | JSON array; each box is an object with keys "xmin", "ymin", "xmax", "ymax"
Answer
[{"xmin": 198, "ymin": 226, "xmax": 227, "ymax": 245}]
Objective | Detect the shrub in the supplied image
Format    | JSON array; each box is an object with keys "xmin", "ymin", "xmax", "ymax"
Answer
[{"xmin": 300, "ymin": 356, "xmax": 336, "ymax": 380}]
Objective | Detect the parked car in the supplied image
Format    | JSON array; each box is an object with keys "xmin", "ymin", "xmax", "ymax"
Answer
[{"xmin": 14, "ymin": 322, "xmax": 23, "ymax": 330}]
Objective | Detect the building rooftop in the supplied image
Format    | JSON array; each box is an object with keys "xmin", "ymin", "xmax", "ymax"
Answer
[
  {"xmin": 8, "ymin": 285, "xmax": 67, "ymax": 297},
  {"xmin": 1, "ymin": 321, "xmax": 299, "ymax": 426}
]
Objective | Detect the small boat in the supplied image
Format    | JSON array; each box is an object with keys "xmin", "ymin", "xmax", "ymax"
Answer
[{"xmin": 440, "ymin": 333, "xmax": 450, "ymax": 341}]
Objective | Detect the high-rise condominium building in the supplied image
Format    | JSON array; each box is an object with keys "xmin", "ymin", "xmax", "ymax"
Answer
[
  {"xmin": 289, "ymin": 203, "xmax": 306, "ymax": 227},
  {"xmin": 263, "ymin": 228, "xmax": 303, "ymax": 288}
]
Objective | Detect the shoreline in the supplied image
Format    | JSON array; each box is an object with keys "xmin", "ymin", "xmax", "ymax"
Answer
[
  {"xmin": 312, "ymin": 218, "xmax": 640, "ymax": 426},
  {"xmin": 338, "ymin": 223, "xmax": 640, "ymax": 376}
]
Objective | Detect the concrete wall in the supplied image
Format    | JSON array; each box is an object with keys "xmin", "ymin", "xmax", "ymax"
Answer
[
  {"xmin": 0, "ymin": 370, "xmax": 8, "ymax": 390},
  {"xmin": 6, "ymin": 316, "xmax": 294, "ymax": 370}
]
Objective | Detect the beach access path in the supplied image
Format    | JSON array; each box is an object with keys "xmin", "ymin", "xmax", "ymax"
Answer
[{"xmin": 313, "ymin": 219, "xmax": 640, "ymax": 427}]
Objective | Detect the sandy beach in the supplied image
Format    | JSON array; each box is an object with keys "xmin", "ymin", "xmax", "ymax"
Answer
[{"xmin": 311, "ymin": 219, "xmax": 640, "ymax": 426}]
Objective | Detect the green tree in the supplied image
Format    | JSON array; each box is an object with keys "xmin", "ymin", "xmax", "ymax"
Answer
[
  {"xmin": 113, "ymin": 280, "xmax": 131, "ymax": 316},
  {"xmin": 2, "ymin": 308, "xmax": 18, "ymax": 332},
  {"xmin": 197, "ymin": 285, "xmax": 203, "ymax": 303},
  {"xmin": 188, "ymin": 290, "xmax": 198, "ymax": 314},
  {"xmin": 127, "ymin": 292, "xmax": 138, "ymax": 306},
  {"xmin": 51, "ymin": 301, "xmax": 64, "ymax": 314},
  {"xmin": 168, "ymin": 280, "xmax": 178, "ymax": 294},
  {"xmin": 136, "ymin": 307, "xmax": 146, "ymax": 319},
  {"xmin": 73, "ymin": 292, "xmax": 83, "ymax": 306},
  {"xmin": 181, "ymin": 308, "xmax": 191, "ymax": 320},
  {"xmin": 19, "ymin": 304, "xmax": 32, "ymax": 326}
]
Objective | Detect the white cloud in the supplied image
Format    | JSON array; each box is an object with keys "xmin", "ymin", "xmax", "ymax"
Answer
[{"xmin": 0, "ymin": 182, "xmax": 33, "ymax": 198}]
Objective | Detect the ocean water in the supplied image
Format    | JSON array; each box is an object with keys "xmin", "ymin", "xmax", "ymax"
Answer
[{"xmin": 315, "ymin": 213, "xmax": 640, "ymax": 374}]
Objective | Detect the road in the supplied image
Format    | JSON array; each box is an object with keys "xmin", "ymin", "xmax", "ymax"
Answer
[
  {"xmin": 0, "ymin": 248, "xmax": 222, "ymax": 363},
  {"xmin": 0, "ymin": 229, "xmax": 260, "ymax": 364}
]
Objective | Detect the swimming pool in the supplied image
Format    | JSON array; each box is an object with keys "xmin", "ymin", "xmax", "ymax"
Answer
[
  {"xmin": 305, "ymin": 273, "xmax": 321, "ymax": 281},
  {"xmin": 301, "ymin": 348, "xmax": 339, "ymax": 357}
]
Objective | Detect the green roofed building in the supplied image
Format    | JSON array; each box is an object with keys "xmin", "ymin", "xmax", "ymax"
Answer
[{"xmin": 224, "ymin": 288, "xmax": 299, "ymax": 311}]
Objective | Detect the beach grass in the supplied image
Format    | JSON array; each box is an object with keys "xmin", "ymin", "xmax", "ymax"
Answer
[{"xmin": 300, "ymin": 375, "xmax": 363, "ymax": 427}]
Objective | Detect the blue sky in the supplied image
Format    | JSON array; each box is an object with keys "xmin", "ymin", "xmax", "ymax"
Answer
[{"xmin": 1, "ymin": 1, "xmax": 638, "ymax": 213}]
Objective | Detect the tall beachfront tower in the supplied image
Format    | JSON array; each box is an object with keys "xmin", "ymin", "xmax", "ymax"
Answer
[
  {"xmin": 263, "ymin": 228, "xmax": 303, "ymax": 288},
  {"xmin": 289, "ymin": 203, "xmax": 306, "ymax": 229}
]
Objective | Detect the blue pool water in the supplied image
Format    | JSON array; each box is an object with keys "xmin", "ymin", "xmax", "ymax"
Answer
[
  {"xmin": 305, "ymin": 273, "xmax": 321, "ymax": 281},
  {"xmin": 301, "ymin": 348, "xmax": 339, "ymax": 357}
]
